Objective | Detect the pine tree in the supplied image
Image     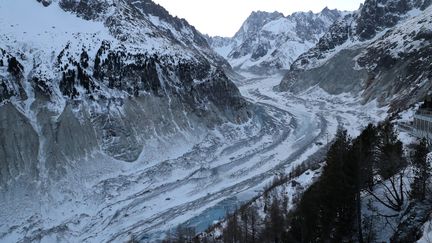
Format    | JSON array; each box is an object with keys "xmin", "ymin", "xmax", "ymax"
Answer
[
  {"xmin": 287, "ymin": 129, "xmax": 357, "ymax": 242},
  {"xmin": 223, "ymin": 212, "xmax": 240, "ymax": 243},
  {"xmin": 245, "ymin": 205, "xmax": 259, "ymax": 243},
  {"xmin": 367, "ymin": 121, "xmax": 407, "ymax": 212},
  {"xmin": 264, "ymin": 197, "xmax": 284, "ymax": 243},
  {"xmin": 351, "ymin": 124, "xmax": 379, "ymax": 243},
  {"xmin": 410, "ymin": 138, "xmax": 431, "ymax": 201},
  {"xmin": 354, "ymin": 124, "xmax": 379, "ymax": 190},
  {"xmin": 377, "ymin": 121, "xmax": 406, "ymax": 180}
]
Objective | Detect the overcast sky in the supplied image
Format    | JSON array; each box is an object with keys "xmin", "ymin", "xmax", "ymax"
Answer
[{"xmin": 152, "ymin": 0, "xmax": 365, "ymax": 37}]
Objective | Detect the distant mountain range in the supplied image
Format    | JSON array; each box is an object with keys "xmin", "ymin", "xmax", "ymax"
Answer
[{"xmin": 206, "ymin": 7, "xmax": 346, "ymax": 73}]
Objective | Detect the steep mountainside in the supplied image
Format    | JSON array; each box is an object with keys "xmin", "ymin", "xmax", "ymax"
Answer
[
  {"xmin": 279, "ymin": 0, "xmax": 432, "ymax": 111},
  {"xmin": 207, "ymin": 8, "xmax": 345, "ymax": 72},
  {"xmin": 0, "ymin": 0, "xmax": 251, "ymax": 188}
]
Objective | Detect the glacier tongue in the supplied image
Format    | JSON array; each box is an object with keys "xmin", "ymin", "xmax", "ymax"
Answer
[
  {"xmin": 0, "ymin": 70, "xmax": 389, "ymax": 242},
  {"xmin": 0, "ymin": 0, "xmax": 404, "ymax": 242}
]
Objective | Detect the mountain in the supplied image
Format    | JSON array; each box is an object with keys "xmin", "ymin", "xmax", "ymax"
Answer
[
  {"xmin": 0, "ymin": 0, "xmax": 251, "ymax": 188},
  {"xmin": 206, "ymin": 8, "xmax": 346, "ymax": 73},
  {"xmin": 279, "ymin": 0, "xmax": 432, "ymax": 111}
]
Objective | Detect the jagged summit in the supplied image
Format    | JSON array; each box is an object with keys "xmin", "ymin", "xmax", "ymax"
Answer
[{"xmin": 207, "ymin": 7, "xmax": 346, "ymax": 72}]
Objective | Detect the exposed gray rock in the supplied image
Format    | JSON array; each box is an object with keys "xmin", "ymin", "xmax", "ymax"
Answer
[
  {"xmin": 280, "ymin": 0, "xmax": 432, "ymax": 110},
  {"xmin": 0, "ymin": 104, "xmax": 39, "ymax": 187},
  {"xmin": 280, "ymin": 49, "xmax": 368, "ymax": 94},
  {"xmin": 0, "ymin": 0, "xmax": 252, "ymax": 189}
]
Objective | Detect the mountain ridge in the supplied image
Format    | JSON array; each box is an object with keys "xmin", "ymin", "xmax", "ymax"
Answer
[
  {"xmin": 207, "ymin": 7, "xmax": 348, "ymax": 73},
  {"xmin": 0, "ymin": 0, "xmax": 252, "ymax": 187},
  {"xmin": 279, "ymin": 0, "xmax": 432, "ymax": 111}
]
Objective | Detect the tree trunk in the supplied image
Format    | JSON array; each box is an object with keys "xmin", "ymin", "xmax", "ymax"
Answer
[{"xmin": 357, "ymin": 190, "xmax": 364, "ymax": 243}]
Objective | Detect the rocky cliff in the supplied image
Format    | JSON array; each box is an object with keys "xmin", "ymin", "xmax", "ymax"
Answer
[
  {"xmin": 0, "ymin": 0, "xmax": 252, "ymax": 189},
  {"xmin": 279, "ymin": 0, "xmax": 432, "ymax": 111}
]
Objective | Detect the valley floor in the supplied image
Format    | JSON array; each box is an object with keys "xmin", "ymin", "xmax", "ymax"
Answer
[{"xmin": 0, "ymin": 73, "xmax": 387, "ymax": 242}]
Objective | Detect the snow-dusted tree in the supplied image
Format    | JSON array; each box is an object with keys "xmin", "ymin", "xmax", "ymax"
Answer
[
  {"xmin": 352, "ymin": 123, "xmax": 379, "ymax": 243},
  {"xmin": 223, "ymin": 212, "xmax": 240, "ymax": 243},
  {"xmin": 366, "ymin": 121, "xmax": 407, "ymax": 212},
  {"xmin": 263, "ymin": 197, "xmax": 285, "ymax": 242},
  {"xmin": 410, "ymin": 138, "xmax": 431, "ymax": 201},
  {"xmin": 376, "ymin": 121, "xmax": 406, "ymax": 180}
]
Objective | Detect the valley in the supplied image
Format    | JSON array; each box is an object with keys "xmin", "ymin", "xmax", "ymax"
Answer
[
  {"xmin": 1, "ymin": 0, "xmax": 431, "ymax": 242},
  {"xmin": 0, "ymin": 73, "xmax": 386, "ymax": 242}
]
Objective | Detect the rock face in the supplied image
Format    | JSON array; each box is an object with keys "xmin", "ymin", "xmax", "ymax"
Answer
[
  {"xmin": 207, "ymin": 8, "xmax": 346, "ymax": 73},
  {"xmin": 0, "ymin": 0, "xmax": 251, "ymax": 188},
  {"xmin": 279, "ymin": 0, "xmax": 432, "ymax": 110}
]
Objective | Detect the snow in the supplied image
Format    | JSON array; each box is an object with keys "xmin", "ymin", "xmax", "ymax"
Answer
[
  {"xmin": 0, "ymin": 1, "xmax": 108, "ymax": 38},
  {"xmin": 0, "ymin": 0, "xmax": 113, "ymax": 71},
  {"xmin": 228, "ymin": 38, "xmax": 315, "ymax": 71},
  {"xmin": 0, "ymin": 67, "xmax": 390, "ymax": 242},
  {"xmin": 209, "ymin": 9, "xmax": 341, "ymax": 71},
  {"xmin": 212, "ymin": 44, "xmax": 233, "ymax": 59},
  {"xmin": 296, "ymin": 4, "xmax": 432, "ymax": 73},
  {"xmin": 419, "ymin": 221, "xmax": 432, "ymax": 243},
  {"xmin": 366, "ymin": 5, "xmax": 432, "ymax": 60},
  {"xmin": 418, "ymin": 153, "xmax": 432, "ymax": 242},
  {"xmin": 261, "ymin": 18, "xmax": 295, "ymax": 35},
  {"xmin": 0, "ymin": 1, "xmax": 399, "ymax": 242}
]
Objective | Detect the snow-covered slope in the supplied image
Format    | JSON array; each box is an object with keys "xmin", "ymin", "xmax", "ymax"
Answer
[
  {"xmin": 279, "ymin": 0, "xmax": 432, "ymax": 111},
  {"xmin": 0, "ymin": 0, "xmax": 252, "ymax": 181},
  {"xmin": 206, "ymin": 8, "xmax": 346, "ymax": 73},
  {"xmin": 0, "ymin": 0, "xmax": 258, "ymax": 241},
  {"xmin": 0, "ymin": 0, "xmax": 254, "ymax": 229}
]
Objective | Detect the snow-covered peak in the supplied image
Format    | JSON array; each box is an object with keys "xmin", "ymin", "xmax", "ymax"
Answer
[
  {"xmin": 287, "ymin": 0, "xmax": 431, "ymax": 73},
  {"xmin": 0, "ymin": 0, "xmax": 232, "ymax": 84},
  {"xmin": 1, "ymin": 1, "xmax": 106, "ymax": 53},
  {"xmin": 207, "ymin": 8, "xmax": 345, "ymax": 72},
  {"xmin": 233, "ymin": 11, "xmax": 284, "ymax": 40}
]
